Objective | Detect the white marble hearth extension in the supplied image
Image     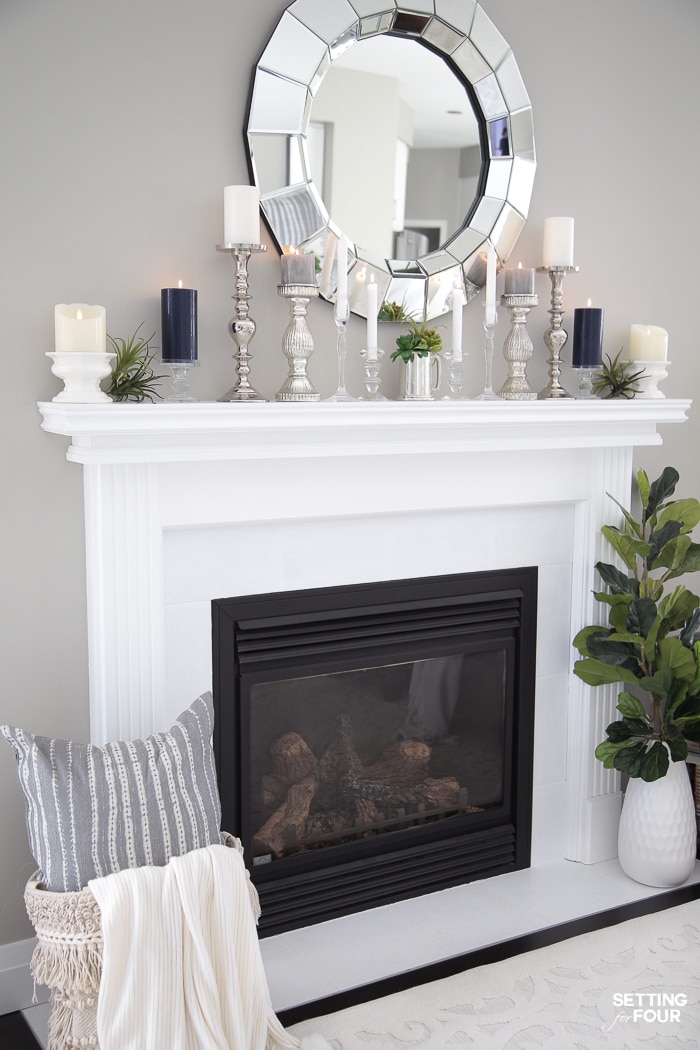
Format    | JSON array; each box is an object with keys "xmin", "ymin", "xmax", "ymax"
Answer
[{"xmin": 38, "ymin": 399, "xmax": 691, "ymax": 877}]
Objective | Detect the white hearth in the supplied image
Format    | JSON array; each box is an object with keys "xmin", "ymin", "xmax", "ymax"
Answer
[{"xmin": 39, "ymin": 398, "xmax": 691, "ymax": 872}]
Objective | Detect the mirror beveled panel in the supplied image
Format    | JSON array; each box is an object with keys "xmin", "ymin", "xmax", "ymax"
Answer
[{"xmin": 247, "ymin": 0, "xmax": 536, "ymax": 320}]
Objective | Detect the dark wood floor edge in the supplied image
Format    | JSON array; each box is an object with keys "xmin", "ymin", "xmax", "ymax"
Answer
[
  {"xmin": 277, "ymin": 881, "xmax": 700, "ymax": 1028},
  {"xmin": 0, "ymin": 1010, "xmax": 42, "ymax": 1049}
]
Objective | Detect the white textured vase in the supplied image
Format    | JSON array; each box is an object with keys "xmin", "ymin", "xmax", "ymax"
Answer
[{"xmin": 617, "ymin": 758, "xmax": 696, "ymax": 887}]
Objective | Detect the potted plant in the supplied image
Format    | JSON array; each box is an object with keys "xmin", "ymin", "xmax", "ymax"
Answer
[
  {"xmin": 391, "ymin": 318, "xmax": 444, "ymax": 400},
  {"xmin": 593, "ymin": 349, "xmax": 647, "ymax": 399},
  {"xmin": 573, "ymin": 466, "xmax": 700, "ymax": 885}
]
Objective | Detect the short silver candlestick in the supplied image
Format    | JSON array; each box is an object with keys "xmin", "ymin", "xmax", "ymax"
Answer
[
  {"xmin": 537, "ymin": 265, "xmax": 578, "ymax": 399},
  {"xmin": 216, "ymin": 242, "xmax": 267, "ymax": 402},
  {"xmin": 359, "ymin": 347, "xmax": 386, "ymax": 400},
  {"xmin": 276, "ymin": 283, "xmax": 320, "ymax": 401},
  {"xmin": 498, "ymin": 293, "xmax": 538, "ymax": 400}
]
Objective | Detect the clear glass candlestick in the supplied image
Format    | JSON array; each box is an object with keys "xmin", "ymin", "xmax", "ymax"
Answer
[
  {"xmin": 165, "ymin": 362, "xmax": 199, "ymax": 402},
  {"xmin": 359, "ymin": 347, "xmax": 386, "ymax": 400},
  {"xmin": 475, "ymin": 308, "xmax": 501, "ymax": 400},
  {"xmin": 326, "ymin": 303, "xmax": 358, "ymax": 401},
  {"xmin": 574, "ymin": 366, "xmax": 597, "ymax": 399},
  {"xmin": 443, "ymin": 351, "xmax": 466, "ymax": 398}
]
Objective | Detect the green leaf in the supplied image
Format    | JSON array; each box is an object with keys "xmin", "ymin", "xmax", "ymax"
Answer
[
  {"xmin": 574, "ymin": 657, "xmax": 640, "ymax": 687},
  {"xmin": 647, "ymin": 521, "xmax": 682, "ymax": 568},
  {"xmin": 595, "ymin": 739, "xmax": 632, "ymax": 769},
  {"xmin": 572, "ymin": 626, "xmax": 608, "ymax": 655},
  {"xmin": 663, "ymin": 723, "xmax": 688, "ymax": 762},
  {"xmin": 636, "ymin": 741, "xmax": 671, "ymax": 781},
  {"xmin": 612, "ymin": 740, "xmax": 652, "ymax": 777},
  {"xmin": 595, "ymin": 562, "xmax": 637, "ymax": 595},
  {"xmin": 659, "ymin": 542, "xmax": 700, "ymax": 582},
  {"xmin": 586, "ymin": 632, "xmax": 640, "ymax": 666},
  {"xmin": 601, "ymin": 526, "xmax": 650, "ymax": 569},
  {"xmin": 604, "ymin": 493, "xmax": 644, "ymax": 540},
  {"xmin": 617, "ymin": 691, "xmax": 649, "ymax": 721},
  {"xmin": 651, "ymin": 535, "xmax": 692, "ymax": 577},
  {"xmin": 640, "ymin": 668, "xmax": 674, "ymax": 698},
  {"xmin": 637, "ymin": 469, "xmax": 650, "ymax": 509},
  {"xmin": 606, "ymin": 718, "xmax": 651, "ymax": 742},
  {"xmin": 658, "ymin": 498, "xmax": 700, "ymax": 534},
  {"xmin": 680, "ymin": 608, "xmax": 700, "ymax": 648},
  {"xmin": 657, "ymin": 636, "xmax": 697, "ymax": 681},
  {"xmin": 644, "ymin": 467, "xmax": 679, "ymax": 523},
  {"xmin": 626, "ymin": 597, "xmax": 658, "ymax": 638}
]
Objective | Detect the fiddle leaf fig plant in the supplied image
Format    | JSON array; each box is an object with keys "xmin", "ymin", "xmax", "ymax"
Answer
[
  {"xmin": 573, "ymin": 466, "xmax": 700, "ymax": 781},
  {"xmin": 390, "ymin": 318, "xmax": 443, "ymax": 363}
]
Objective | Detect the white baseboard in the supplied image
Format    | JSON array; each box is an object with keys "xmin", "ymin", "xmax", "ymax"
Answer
[{"xmin": 0, "ymin": 937, "xmax": 48, "ymax": 1014}]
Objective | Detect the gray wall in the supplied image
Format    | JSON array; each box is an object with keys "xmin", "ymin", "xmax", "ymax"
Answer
[{"xmin": 1, "ymin": 0, "xmax": 699, "ymax": 947}]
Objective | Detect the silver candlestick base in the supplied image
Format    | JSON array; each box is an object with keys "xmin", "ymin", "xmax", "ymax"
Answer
[
  {"xmin": 498, "ymin": 294, "xmax": 538, "ymax": 400},
  {"xmin": 216, "ymin": 242, "xmax": 267, "ymax": 402},
  {"xmin": 276, "ymin": 283, "xmax": 320, "ymax": 402},
  {"xmin": 537, "ymin": 265, "xmax": 578, "ymax": 399},
  {"xmin": 359, "ymin": 347, "xmax": 386, "ymax": 400}
]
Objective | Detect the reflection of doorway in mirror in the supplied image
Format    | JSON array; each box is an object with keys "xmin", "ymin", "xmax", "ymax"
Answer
[
  {"xmin": 288, "ymin": 122, "xmax": 329, "ymax": 202},
  {"xmin": 489, "ymin": 117, "xmax": 511, "ymax": 159}
]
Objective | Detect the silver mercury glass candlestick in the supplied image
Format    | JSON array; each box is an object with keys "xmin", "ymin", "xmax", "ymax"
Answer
[
  {"xmin": 276, "ymin": 283, "xmax": 320, "ymax": 401},
  {"xmin": 216, "ymin": 242, "xmax": 267, "ymax": 402},
  {"xmin": 498, "ymin": 293, "xmax": 538, "ymax": 400},
  {"xmin": 537, "ymin": 265, "xmax": 579, "ymax": 399}
]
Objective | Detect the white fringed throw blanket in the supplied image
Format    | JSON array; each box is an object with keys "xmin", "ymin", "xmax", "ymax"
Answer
[{"xmin": 88, "ymin": 843, "xmax": 327, "ymax": 1050}]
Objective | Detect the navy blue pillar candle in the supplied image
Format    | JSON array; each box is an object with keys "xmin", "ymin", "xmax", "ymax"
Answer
[
  {"xmin": 572, "ymin": 306, "xmax": 604, "ymax": 368},
  {"xmin": 161, "ymin": 286, "xmax": 198, "ymax": 363}
]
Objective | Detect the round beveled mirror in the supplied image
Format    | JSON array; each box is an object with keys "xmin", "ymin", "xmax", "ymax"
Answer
[{"xmin": 247, "ymin": 1, "xmax": 536, "ymax": 320}]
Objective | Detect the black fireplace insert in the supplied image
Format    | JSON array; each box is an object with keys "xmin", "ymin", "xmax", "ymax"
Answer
[{"xmin": 213, "ymin": 569, "xmax": 537, "ymax": 935}]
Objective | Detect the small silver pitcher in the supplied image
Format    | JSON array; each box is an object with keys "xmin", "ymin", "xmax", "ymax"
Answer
[{"xmin": 400, "ymin": 353, "xmax": 443, "ymax": 400}]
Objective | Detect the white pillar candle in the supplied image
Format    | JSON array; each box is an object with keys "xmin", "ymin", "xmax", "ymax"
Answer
[
  {"xmin": 366, "ymin": 275, "xmax": 378, "ymax": 360},
  {"xmin": 485, "ymin": 245, "xmax": 497, "ymax": 324},
  {"xmin": 504, "ymin": 262, "xmax": 535, "ymax": 295},
  {"xmin": 629, "ymin": 323, "xmax": 668, "ymax": 361},
  {"xmin": 350, "ymin": 265, "xmax": 367, "ymax": 309},
  {"xmin": 223, "ymin": 185, "xmax": 260, "ymax": 245},
  {"xmin": 319, "ymin": 234, "xmax": 336, "ymax": 297},
  {"xmin": 336, "ymin": 234, "xmax": 349, "ymax": 319},
  {"xmin": 451, "ymin": 282, "xmax": 464, "ymax": 362},
  {"xmin": 281, "ymin": 246, "xmax": 315, "ymax": 286},
  {"xmin": 542, "ymin": 216, "xmax": 575, "ymax": 268},
  {"xmin": 54, "ymin": 303, "xmax": 106, "ymax": 353}
]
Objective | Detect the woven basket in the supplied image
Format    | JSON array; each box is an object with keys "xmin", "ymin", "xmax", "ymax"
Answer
[{"xmin": 24, "ymin": 833, "xmax": 254, "ymax": 1050}]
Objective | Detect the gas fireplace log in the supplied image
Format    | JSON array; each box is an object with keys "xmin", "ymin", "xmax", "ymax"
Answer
[
  {"xmin": 261, "ymin": 773, "xmax": 288, "ymax": 810},
  {"xmin": 354, "ymin": 798, "xmax": 380, "ymax": 826},
  {"xmin": 270, "ymin": 732, "xmax": 318, "ymax": 784},
  {"xmin": 253, "ymin": 773, "xmax": 318, "ymax": 858},
  {"xmin": 363, "ymin": 740, "xmax": 431, "ymax": 787},
  {"xmin": 341, "ymin": 772, "xmax": 461, "ymax": 811}
]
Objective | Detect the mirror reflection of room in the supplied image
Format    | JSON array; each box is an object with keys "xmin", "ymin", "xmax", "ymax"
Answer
[{"xmin": 309, "ymin": 36, "xmax": 480, "ymax": 260}]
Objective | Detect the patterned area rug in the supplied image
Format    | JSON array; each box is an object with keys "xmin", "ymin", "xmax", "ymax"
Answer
[{"xmin": 288, "ymin": 901, "xmax": 700, "ymax": 1048}]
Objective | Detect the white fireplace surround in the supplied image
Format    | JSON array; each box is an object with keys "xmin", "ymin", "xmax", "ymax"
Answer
[{"xmin": 39, "ymin": 398, "xmax": 691, "ymax": 870}]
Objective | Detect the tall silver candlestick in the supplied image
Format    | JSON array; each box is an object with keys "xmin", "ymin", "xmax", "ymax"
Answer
[
  {"xmin": 276, "ymin": 283, "xmax": 320, "ymax": 401},
  {"xmin": 537, "ymin": 265, "xmax": 578, "ymax": 399},
  {"xmin": 498, "ymin": 293, "xmax": 538, "ymax": 400},
  {"xmin": 216, "ymin": 242, "xmax": 267, "ymax": 402}
]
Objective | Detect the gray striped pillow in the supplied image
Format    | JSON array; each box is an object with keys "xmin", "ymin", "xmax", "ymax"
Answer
[{"xmin": 1, "ymin": 692, "xmax": 223, "ymax": 893}]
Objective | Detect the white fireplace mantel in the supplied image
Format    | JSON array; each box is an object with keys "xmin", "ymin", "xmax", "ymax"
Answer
[{"xmin": 38, "ymin": 398, "xmax": 691, "ymax": 869}]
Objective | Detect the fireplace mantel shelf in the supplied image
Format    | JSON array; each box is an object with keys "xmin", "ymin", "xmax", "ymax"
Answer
[{"xmin": 38, "ymin": 399, "xmax": 691, "ymax": 465}]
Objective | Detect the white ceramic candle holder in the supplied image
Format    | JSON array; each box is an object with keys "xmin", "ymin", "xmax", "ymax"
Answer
[
  {"xmin": 46, "ymin": 351, "xmax": 115, "ymax": 403},
  {"xmin": 630, "ymin": 359, "xmax": 669, "ymax": 399}
]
